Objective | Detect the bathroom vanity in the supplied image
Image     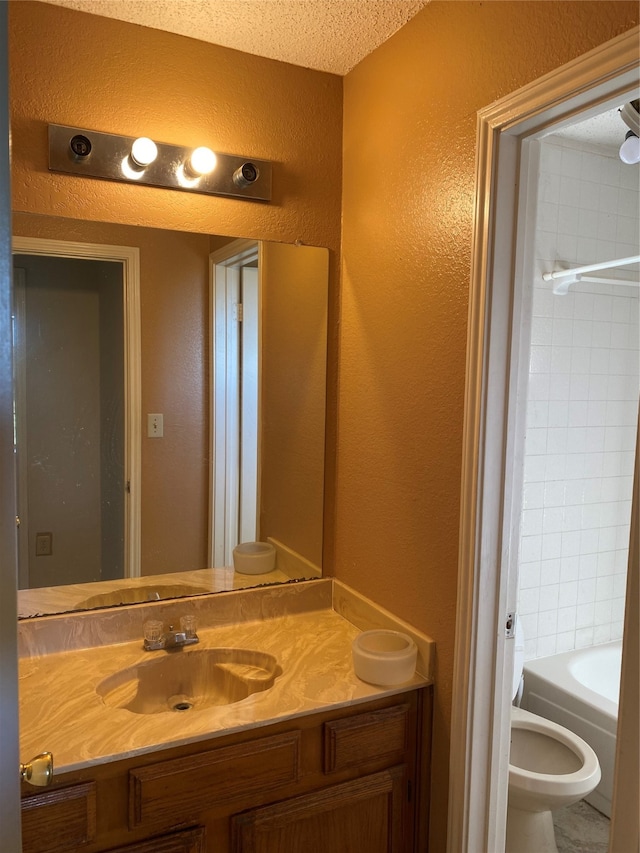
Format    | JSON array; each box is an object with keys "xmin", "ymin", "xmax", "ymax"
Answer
[
  {"xmin": 22, "ymin": 690, "xmax": 430, "ymax": 852},
  {"xmin": 19, "ymin": 580, "xmax": 434, "ymax": 853}
]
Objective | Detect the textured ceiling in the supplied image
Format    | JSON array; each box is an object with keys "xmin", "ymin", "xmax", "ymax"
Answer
[
  {"xmin": 34, "ymin": 1, "xmax": 636, "ymax": 147},
  {"xmin": 551, "ymin": 106, "xmax": 630, "ymax": 152},
  {"xmin": 39, "ymin": 0, "xmax": 431, "ymax": 75}
]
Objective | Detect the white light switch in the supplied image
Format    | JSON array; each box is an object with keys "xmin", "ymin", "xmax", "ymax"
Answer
[{"xmin": 147, "ymin": 413, "xmax": 164, "ymax": 438}]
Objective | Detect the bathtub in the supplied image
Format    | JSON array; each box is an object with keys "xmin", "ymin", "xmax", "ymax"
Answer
[{"xmin": 522, "ymin": 641, "xmax": 621, "ymax": 817}]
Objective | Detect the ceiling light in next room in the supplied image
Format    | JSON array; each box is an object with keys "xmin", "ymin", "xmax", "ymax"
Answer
[{"xmin": 618, "ymin": 99, "xmax": 640, "ymax": 165}]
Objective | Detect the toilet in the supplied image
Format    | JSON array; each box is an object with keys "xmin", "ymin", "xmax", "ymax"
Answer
[{"xmin": 506, "ymin": 621, "xmax": 601, "ymax": 853}]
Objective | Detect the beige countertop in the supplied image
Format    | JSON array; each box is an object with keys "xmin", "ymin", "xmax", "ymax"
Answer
[{"xmin": 19, "ymin": 580, "xmax": 434, "ymax": 774}]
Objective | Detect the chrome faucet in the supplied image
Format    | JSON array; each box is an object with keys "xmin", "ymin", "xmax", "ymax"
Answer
[{"xmin": 143, "ymin": 616, "xmax": 199, "ymax": 651}]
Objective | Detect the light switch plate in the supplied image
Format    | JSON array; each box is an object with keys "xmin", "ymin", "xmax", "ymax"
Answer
[{"xmin": 147, "ymin": 413, "xmax": 164, "ymax": 438}]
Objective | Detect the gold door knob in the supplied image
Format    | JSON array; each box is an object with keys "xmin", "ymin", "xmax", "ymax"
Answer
[{"xmin": 20, "ymin": 752, "xmax": 54, "ymax": 787}]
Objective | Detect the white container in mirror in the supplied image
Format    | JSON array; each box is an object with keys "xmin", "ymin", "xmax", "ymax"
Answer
[
  {"xmin": 233, "ymin": 541, "xmax": 276, "ymax": 575},
  {"xmin": 352, "ymin": 629, "xmax": 418, "ymax": 686}
]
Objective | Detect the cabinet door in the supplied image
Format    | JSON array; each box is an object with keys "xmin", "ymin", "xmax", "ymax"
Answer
[
  {"xmin": 232, "ymin": 767, "xmax": 406, "ymax": 853},
  {"xmin": 21, "ymin": 782, "xmax": 97, "ymax": 853}
]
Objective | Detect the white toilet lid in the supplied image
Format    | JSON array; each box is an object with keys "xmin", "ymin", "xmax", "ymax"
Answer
[{"xmin": 512, "ymin": 617, "xmax": 525, "ymax": 700}]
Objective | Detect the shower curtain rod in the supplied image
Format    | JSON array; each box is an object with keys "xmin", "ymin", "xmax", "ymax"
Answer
[
  {"xmin": 543, "ymin": 254, "xmax": 640, "ymax": 295},
  {"xmin": 542, "ymin": 254, "xmax": 640, "ymax": 281}
]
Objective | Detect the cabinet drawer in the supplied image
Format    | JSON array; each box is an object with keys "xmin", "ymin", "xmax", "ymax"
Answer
[
  {"xmin": 21, "ymin": 781, "xmax": 97, "ymax": 853},
  {"xmin": 129, "ymin": 730, "xmax": 301, "ymax": 829},
  {"xmin": 106, "ymin": 825, "xmax": 206, "ymax": 852},
  {"xmin": 324, "ymin": 704, "xmax": 409, "ymax": 772}
]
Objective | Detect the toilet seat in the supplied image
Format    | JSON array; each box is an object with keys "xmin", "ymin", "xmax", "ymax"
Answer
[{"xmin": 509, "ymin": 706, "xmax": 601, "ymax": 811}]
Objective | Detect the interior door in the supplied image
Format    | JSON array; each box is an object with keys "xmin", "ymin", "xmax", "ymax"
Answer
[{"xmin": 0, "ymin": 2, "xmax": 22, "ymax": 847}]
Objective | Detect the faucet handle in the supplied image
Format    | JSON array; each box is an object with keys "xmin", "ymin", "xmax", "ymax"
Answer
[
  {"xmin": 143, "ymin": 619, "xmax": 164, "ymax": 650},
  {"xmin": 180, "ymin": 615, "xmax": 197, "ymax": 639}
]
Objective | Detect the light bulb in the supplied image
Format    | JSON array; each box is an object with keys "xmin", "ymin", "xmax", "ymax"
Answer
[
  {"xmin": 188, "ymin": 146, "xmax": 217, "ymax": 177},
  {"xmin": 619, "ymin": 131, "xmax": 640, "ymax": 165},
  {"xmin": 130, "ymin": 137, "xmax": 158, "ymax": 168}
]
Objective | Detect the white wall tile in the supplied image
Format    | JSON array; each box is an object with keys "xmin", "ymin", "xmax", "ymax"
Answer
[
  {"xmin": 520, "ymin": 534, "xmax": 542, "ymax": 563},
  {"xmin": 558, "ymin": 605, "xmax": 577, "ymax": 632},
  {"xmin": 538, "ymin": 609, "xmax": 558, "ymax": 637},
  {"xmin": 557, "ymin": 630, "xmax": 576, "ymax": 652},
  {"xmin": 577, "ymin": 578, "xmax": 596, "ymax": 605},
  {"xmin": 538, "ymin": 584, "xmax": 558, "ymax": 612},
  {"xmin": 576, "ymin": 627, "xmax": 595, "ymax": 648},
  {"xmin": 618, "ymin": 187, "xmax": 639, "ymax": 217},
  {"xmin": 560, "ymin": 554, "xmax": 580, "ymax": 580},
  {"xmin": 522, "ymin": 508, "xmax": 544, "ymax": 536},
  {"xmin": 537, "ymin": 635, "xmax": 558, "ymax": 657},
  {"xmin": 519, "ymin": 587, "xmax": 540, "ymax": 615},
  {"xmin": 578, "ymin": 553, "xmax": 598, "ymax": 579},
  {"xmin": 523, "ymin": 482, "xmax": 544, "ymax": 509},
  {"xmin": 540, "ymin": 558, "xmax": 561, "ymax": 585},
  {"xmin": 559, "ymin": 581, "xmax": 578, "ymax": 608},
  {"xmin": 568, "ymin": 400, "xmax": 588, "ymax": 426},
  {"xmin": 593, "ymin": 623, "xmax": 612, "ymax": 645},
  {"xmin": 611, "ymin": 621, "xmax": 624, "ymax": 641},
  {"xmin": 519, "ymin": 138, "xmax": 638, "ymax": 661},
  {"xmin": 595, "ymin": 575, "xmax": 614, "ymax": 601},
  {"xmin": 519, "ymin": 561, "xmax": 541, "ymax": 589},
  {"xmin": 541, "ymin": 533, "xmax": 562, "ymax": 561}
]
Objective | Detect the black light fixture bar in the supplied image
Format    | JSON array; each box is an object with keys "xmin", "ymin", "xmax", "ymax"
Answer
[{"xmin": 48, "ymin": 124, "xmax": 272, "ymax": 202}]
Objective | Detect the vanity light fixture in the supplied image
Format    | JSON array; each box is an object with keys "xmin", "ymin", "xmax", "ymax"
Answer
[
  {"xmin": 186, "ymin": 145, "xmax": 217, "ymax": 177},
  {"xmin": 130, "ymin": 136, "xmax": 158, "ymax": 168},
  {"xmin": 48, "ymin": 124, "xmax": 272, "ymax": 201},
  {"xmin": 177, "ymin": 145, "xmax": 217, "ymax": 188},
  {"xmin": 121, "ymin": 136, "xmax": 159, "ymax": 180},
  {"xmin": 233, "ymin": 161, "xmax": 260, "ymax": 187}
]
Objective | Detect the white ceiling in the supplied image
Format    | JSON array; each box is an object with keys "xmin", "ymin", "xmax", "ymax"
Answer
[
  {"xmin": 40, "ymin": 0, "xmax": 431, "ymax": 75},
  {"xmin": 550, "ymin": 107, "xmax": 629, "ymax": 153}
]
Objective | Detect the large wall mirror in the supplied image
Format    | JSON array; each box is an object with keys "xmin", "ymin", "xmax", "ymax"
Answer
[{"xmin": 13, "ymin": 213, "xmax": 328, "ymax": 618}]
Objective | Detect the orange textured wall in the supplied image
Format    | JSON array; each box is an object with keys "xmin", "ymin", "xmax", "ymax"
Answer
[
  {"xmin": 339, "ymin": 2, "xmax": 638, "ymax": 848},
  {"xmin": 8, "ymin": 2, "xmax": 342, "ymax": 249}
]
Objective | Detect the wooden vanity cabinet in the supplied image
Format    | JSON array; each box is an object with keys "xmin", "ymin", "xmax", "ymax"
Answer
[{"xmin": 21, "ymin": 687, "xmax": 432, "ymax": 853}]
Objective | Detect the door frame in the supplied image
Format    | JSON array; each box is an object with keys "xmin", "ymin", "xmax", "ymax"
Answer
[
  {"xmin": 12, "ymin": 236, "xmax": 142, "ymax": 579},
  {"xmin": 449, "ymin": 27, "xmax": 639, "ymax": 853},
  {"xmin": 209, "ymin": 238, "xmax": 261, "ymax": 567},
  {"xmin": 0, "ymin": 3, "xmax": 21, "ymax": 847},
  {"xmin": 12, "ymin": 267, "xmax": 29, "ymax": 587}
]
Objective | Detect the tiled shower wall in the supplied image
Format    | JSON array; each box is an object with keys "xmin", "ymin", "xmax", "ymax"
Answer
[{"xmin": 518, "ymin": 137, "xmax": 639, "ymax": 661}]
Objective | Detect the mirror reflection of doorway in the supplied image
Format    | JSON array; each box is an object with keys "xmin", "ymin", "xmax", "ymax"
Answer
[
  {"xmin": 12, "ymin": 238, "xmax": 141, "ymax": 588},
  {"xmin": 210, "ymin": 240, "xmax": 260, "ymax": 567}
]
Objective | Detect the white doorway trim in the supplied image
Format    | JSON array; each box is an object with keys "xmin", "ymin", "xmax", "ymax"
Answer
[
  {"xmin": 449, "ymin": 27, "xmax": 639, "ymax": 853},
  {"xmin": 209, "ymin": 238, "xmax": 261, "ymax": 567},
  {"xmin": 11, "ymin": 236, "xmax": 142, "ymax": 578}
]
